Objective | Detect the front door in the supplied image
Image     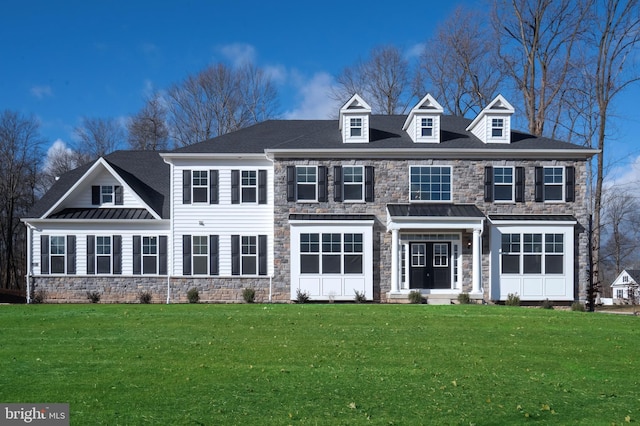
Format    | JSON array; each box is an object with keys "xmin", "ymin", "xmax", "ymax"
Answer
[{"xmin": 409, "ymin": 242, "xmax": 451, "ymax": 289}]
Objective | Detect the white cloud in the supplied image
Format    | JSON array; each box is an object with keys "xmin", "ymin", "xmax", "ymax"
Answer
[
  {"xmin": 30, "ymin": 85, "xmax": 53, "ymax": 99},
  {"xmin": 605, "ymin": 155, "xmax": 640, "ymax": 194},
  {"xmin": 42, "ymin": 139, "xmax": 75, "ymax": 173},
  {"xmin": 284, "ymin": 71, "xmax": 339, "ymax": 120},
  {"xmin": 405, "ymin": 43, "xmax": 425, "ymax": 60},
  {"xmin": 219, "ymin": 43, "xmax": 256, "ymax": 68},
  {"xmin": 263, "ymin": 64, "xmax": 287, "ymax": 85}
]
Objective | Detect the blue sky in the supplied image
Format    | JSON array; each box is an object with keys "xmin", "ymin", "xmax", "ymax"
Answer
[{"xmin": 1, "ymin": 0, "xmax": 639, "ymax": 185}]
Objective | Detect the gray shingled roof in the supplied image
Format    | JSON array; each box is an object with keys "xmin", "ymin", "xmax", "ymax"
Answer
[
  {"xmin": 172, "ymin": 115, "xmax": 590, "ymax": 154},
  {"xmin": 27, "ymin": 150, "xmax": 170, "ymax": 219},
  {"xmin": 489, "ymin": 214, "xmax": 577, "ymax": 222}
]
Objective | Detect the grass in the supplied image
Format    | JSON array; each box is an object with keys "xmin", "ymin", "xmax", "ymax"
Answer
[{"xmin": 0, "ymin": 304, "xmax": 638, "ymax": 425}]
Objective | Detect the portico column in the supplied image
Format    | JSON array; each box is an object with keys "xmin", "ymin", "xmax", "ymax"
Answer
[
  {"xmin": 391, "ymin": 229, "xmax": 399, "ymax": 292},
  {"xmin": 472, "ymin": 228, "xmax": 482, "ymax": 294}
]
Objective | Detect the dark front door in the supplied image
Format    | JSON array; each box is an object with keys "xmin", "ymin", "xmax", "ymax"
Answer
[{"xmin": 409, "ymin": 242, "xmax": 451, "ymax": 289}]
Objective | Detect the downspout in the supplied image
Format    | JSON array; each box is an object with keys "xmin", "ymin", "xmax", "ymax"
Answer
[
  {"xmin": 24, "ymin": 222, "xmax": 36, "ymax": 304},
  {"xmin": 166, "ymin": 160, "xmax": 175, "ymax": 305}
]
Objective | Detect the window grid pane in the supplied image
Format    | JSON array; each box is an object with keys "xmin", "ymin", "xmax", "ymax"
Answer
[{"xmin": 410, "ymin": 166, "xmax": 451, "ymax": 201}]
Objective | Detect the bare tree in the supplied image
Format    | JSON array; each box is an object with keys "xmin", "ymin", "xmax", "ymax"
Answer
[
  {"xmin": 37, "ymin": 140, "xmax": 83, "ymax": 194},
  {"xmin": 0, "ymin": 110, "xmax": 44, "ymax": 289},
  {"xmin": 417, "ymin": 6, "xmax": 504, "ymax": 116},
  {"xmin": 588, "ymin": 0, "xmax": 640, "ymax": 302},
  {"xmin": 600, "ymin": 188, "xmax": 640, "ymax": 277},
  {"xmin": 494, "ymin": 0, "xmax": 590, "ymax": 137},
  {"xmin": 74, "ymin": 117, "xmax": 125, "ymax": 159},
  {"xmin": 333, "ymin": 45, "xmax": 412, "ymax": 114},
  {"xmin": 127, "ymin": 93, "xmax": 170, "ymax": 151},
  {"xmin": 167, "ymin": 62, "xmax": 279, "ymax": 147}
]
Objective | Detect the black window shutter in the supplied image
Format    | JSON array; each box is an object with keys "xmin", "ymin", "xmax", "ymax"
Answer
[
  {"xmin": 67, "ymin": 235, "xmax": 76, "ymax": 275},
  {"xmin": 231, "ymin": 170, "xmax": 240, "ymax": 204},
  {"xmin": 365, "ymin": 166, "xmax": 375, "ymax": 202},
  {"xmin": 210, "ymin": 170, "xmax": 219, "ymax": 204},
  {"xmin": 565, "ymin": 166, "xmax": 575, "ymax": 202},
  {"xmin": 484, "ymin": 166, "xmax": 493, "ymax": 202},
  {"xmin": 92, "ymin": 186, "xmax": 100, "ymax": 205},
  {"xmin": 87, "ymin": 235, "xmax": 95, "ymax": 275},
  {"xmin": 318, "ymin": 166, "xmax": 328, "ymax": 202},
  {"xmin": 159, "ymin": 236, "xmax": 168, "ymax": 275},
  {"xmin": 182, "ymin": 235, "xmax": 192, "ymax": 275},
  {"xmin": 286, "ymin": 166, "xmax": 296, "ymax": 201},
  {"xmin": 133, "ymin": 235, "xmax": 141, "ymax": 275},
  {"xmin": 258, "ymin": 170, "xmax": 267, "ymax": 204},
  {"xmin": 333, "ymin": 166, "xmax": 343, "ymax": 202},
  {"xmin": 258, "ymin": 235, "xmax": 267, "ymax": 276},
  {"xmin": 534, "ymin": 167, "xmax": 544, "ymax": 202},
  {"xmin": 113, "ymin": 235, "xmax": 122, "ymax": 274},
  {"xmin": 114, "ymin": 186, "xmax": 123, "ymax": 205},
  {"xmin": 210, "ymin": 235, "xmax": 219, "ymax": 276},
  {"xmin": 231, "ymin": 235, "xmax": 240, "ymax": 275},
  {"xmin": 515, "ymin": 167, "xmax": 525, "ymax": 202},
  {"xmin": 40, "ymin": 235, "xmax": 49, "ymax": 274},
  {"xmin": 182, "ymin": 170, "xmax": 191, "ymax": 204}
]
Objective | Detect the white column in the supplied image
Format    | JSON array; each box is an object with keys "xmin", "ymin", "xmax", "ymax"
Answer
[
  {"xmin": 472, "ymin": 228, "xmax": 482, "ymax": 294},
  {"xmin": 391, "ymin": 229, "xmax": 399, "ymax": 292}
]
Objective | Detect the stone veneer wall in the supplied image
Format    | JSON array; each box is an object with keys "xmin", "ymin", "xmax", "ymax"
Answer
[
  {"xmin": 273, "ymin": 158, "xmax": 590, "ymax": 302},
  {"xmin": 31, "ymin": 276, "xmax": 281, "ymax": 304}
]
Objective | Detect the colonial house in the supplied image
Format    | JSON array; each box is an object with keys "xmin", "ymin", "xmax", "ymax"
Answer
[
  {"xmin": 610, "ymin": 269, "xmax": 640, "ymax": 303},
  {"xmin": 22, "ymin": 94, "xmax": 597, "ymax": 304}
]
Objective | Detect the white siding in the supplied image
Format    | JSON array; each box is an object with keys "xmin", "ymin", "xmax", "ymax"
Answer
[
  {"xmin": 63, "ymin": 169, "xmax": 146, "ymax": 209},
  {"xmin": 170, "ymin": 158, "xmax": 274, "ymax": 276}
]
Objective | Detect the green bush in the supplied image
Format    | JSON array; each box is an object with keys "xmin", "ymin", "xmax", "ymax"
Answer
[
  {"xmin": 571, "ymin": 301, "xmax": 586, "ymax": 312},
  {"xmin": 187, "ymin": 288, "xmax": 200, "ymax": 304},
  {"xmin": 408, "ymin": 290, "xmax": 424, "ymax": 304},
  {"xmin": 86, "ymin": 291, "xmax": 101, "ymax": 303},
  {"xmin": 295, "ymin": 289, "xmax": 310, "ymax": 304},
  {"xmin": 457, "ymin": 292, "xmax": 471, "ymax": 304},
  {"xmin": 138, "ymin": 291, "xmax": 152, "ymax": 304},
  {"xmin": 505, "ymin": 293, "xmax": 520, "ymax": 306},
  {"xmin": 541, "ymin": 298, "xmax": 554, "ymax": 309},
  {"xmin": 242, "ymin": 288, "xmax": 256, "ymax": 303}
]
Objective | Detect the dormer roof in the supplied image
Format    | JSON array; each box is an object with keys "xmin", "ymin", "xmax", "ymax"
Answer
[
  {"xmin": 466, "ymin": 94, "xmax": 514, "ymax": 132},
  {"xmin": 338, "ymin": 94, "xmax": 371, "ymax": 130},
  {"xmin": 466, "ymin": 94, "xmax": 514, "ymax": 144},
  {"xmin": 402, "ymin": 93, "xmax": 444, "ymax": 131}
]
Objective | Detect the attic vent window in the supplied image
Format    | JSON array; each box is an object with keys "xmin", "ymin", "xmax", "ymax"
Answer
[
  {"xmin": 350, "ymin": 118, "xmax": 362, "ymax": 137},
  {"xmin": 421, "ymin": 118, "xmax": 434, "ymax": 137},
  {"xmin": 492, "ymin": 119, "xmax": 504, "ymax": 137}
]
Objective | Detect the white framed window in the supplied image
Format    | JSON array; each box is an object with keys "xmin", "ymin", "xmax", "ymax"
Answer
[
  {"xmin": 433, "ymin": 243, "xmax": 449, "ymax": 267},
  {"xmin": 617, "ymin": 289, "xmax": 624, "ymax": 298},
  {"xmin": 494, "ymin": 167, "xmax": 514, "ymax": 202},
  {"xmin": 421, "ymin": 118, "xmax": 434, "ymax": 137},
  {"xmin": 343, "ymin": 166, "xmax": 364, "ymax": 201},
  {"xmin": 491, "ymin": 118, "xmax": 504, "ymax": 137},
  {"xmin": 411, "ymin": 244, "xmax": 426, "ymax": 267},
  {"xmin": 544, "ymin": 167, "xmax": 564, "ymax": 201},
  {"xmin": 50, "ymin": 236, "xmax": 66, "ymax": 274},
  {"xmin": 241, "ymin": 170, "xmax": 257, "ymax": 203},
  {"xmin": 192, "ymin": 170, "xmax": 208, "ymax": 203},
  {"xmin": 296, "ymin": 166, "xmax": 317, "ymax": 201},
  {"xmin": 142, "ymin": 236, "xmax": 158, "ymax": 274},
  {"xmin": 501, "ymin": 232, "xmax": 564, "ymax": 275},
  {"xmin": 623, "ymin": 275, "xmax": 629, "ymax": 283},
  {"xmin": 300, "ymin": 232, "xmax": 363, "ymax": 275},
  {"xmin": 410, "ymin": 166, "xmax": 452, "ymax": 202},
  {"xmin": 101, "ymin": 185, "xmax": 114, "ymax": 204},
  {"xmin": 192, "ymin": 236, "xmax": 208, "ymax": 275},
  {"xmin": 96, "ymin": 236, "xmax": 112, "ymax": 274},
  {"xmin": 241, "ymin": 236, "xmax": 258, "ymax": 275},
  {"xmin": 350, "ymin": 118, "xmax": 362, "ymax": 137}
]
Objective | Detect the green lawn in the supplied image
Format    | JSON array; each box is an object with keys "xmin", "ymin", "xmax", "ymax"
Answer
[{"xmin": 0, "ymin": 304, "xmax": 638, "ymax": 425}]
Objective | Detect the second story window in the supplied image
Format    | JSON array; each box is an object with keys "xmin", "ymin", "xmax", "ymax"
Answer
[
  {"xmin": 492, "ymin": 118, "xmax": 504, "ymax": 137},
  {"xmin": 296, "ymin": 166, "xmax": 317, "ymax": 201},
  {"xmin": 192, "ymin": 171, "xmax": 208, "ymax": 203},
  {"xmin": 241, "ymin": 170, "xmax": 257, "ymax": 203},
  {"xmin": 101, "ymin": 186, "xmax": 114, "ymax": 204},
  {"xmin": 421, "ymin": 118, "xmax": 434, "ymax": 137},
  {"xmin": 543, "ymin": 167, "xmax": 564, "ymax": 201},
  {"xmin": 410, "ymin": 166, "xmax": 452, "ymax": 202},
  {"xmin": 343, "ymin": 166, "xmax": 364, "ymax": 201},
  {"xmin": 494, "ymin": 167, "xmax": 514, "ymax": 202},
  {"xmin": 350, "ymin": 118, "xmax": 362, "ymax": 137}
]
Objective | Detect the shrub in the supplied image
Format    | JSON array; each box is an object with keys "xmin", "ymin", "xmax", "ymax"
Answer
[
  {"xmin": 541, "ymin": 298, "xmax": 554, "ymax": 310},
  {"xmin": 138, "ymin": 291, "xmax": 152, "ymax": 304},
  {"xmin": 408, "ymin": 290, "xmax": 424, "ymax": 304},
  {"xmin": 31, "ymin": 289, "xmax": 47, "ymax": 304},
  {"xmin": 242, "ymin": 288, "xmax": 256, "ymax": 303},
  {"xmin": 457, "ymin": 292, "xmax": 471, "ymax": 304},
  {"xmin": 571, "ymin": 301, "xmax": 586, "ymax": 312},
  {"xmin": 295, "ymin": 289, "xmax": 310, "ymax": 304},
  {"xmin": 187, "ymin": 288, "xmax": 200, "ymax": 304},
  {"xmin": 354, "ymin": 290, "xmax": 367, "ymax": 303},
  {"xmin": 86, "ymin": 291, "xmax": 101, "ymax": 303},
  {"xmin": 505, "ymin": 293, "xmax": 520, "ymax": 306}
]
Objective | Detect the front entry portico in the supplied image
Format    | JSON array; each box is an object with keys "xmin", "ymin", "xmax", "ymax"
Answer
[{"xmin": 387, "ymin": 204, "xmax": 485, "ymax": 301}]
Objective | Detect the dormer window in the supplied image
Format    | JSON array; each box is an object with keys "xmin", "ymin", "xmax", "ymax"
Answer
[
  {"xmin": 421, "ymin": 118, "xmax": 434, "ymax": 137},
  {"xmin": 492, "ymin": 119, "xmax": 504, "ymax": 137},
  {"xmin": 350, "ymin": 118, "xmax": 363, "ymax": 137},
  {"xmin": 91, "ymin": 185, "xmax": 123, "ymax": 206},
  {"xmin": 101, "ymin": 185, "xmax": 114, "ymax": 204}
]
